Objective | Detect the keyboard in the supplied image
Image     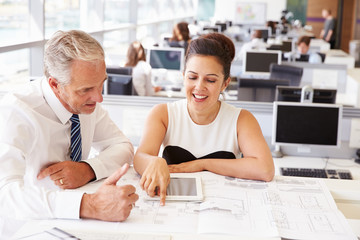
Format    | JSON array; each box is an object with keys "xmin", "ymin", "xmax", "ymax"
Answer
[{"xmin": 280, "ymin": 167, "xmax": 353, "ymax": 180}]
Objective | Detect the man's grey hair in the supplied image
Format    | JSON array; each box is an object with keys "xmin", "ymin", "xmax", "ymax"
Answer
[{"xmin": 44, "ymin": 30, "xmax": 105, "ymax": 85}]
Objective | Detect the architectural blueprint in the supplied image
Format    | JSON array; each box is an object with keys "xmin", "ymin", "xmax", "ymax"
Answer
[{"xmin": 113, "ymin": 168, "xmax": 356, "ymax": 239}]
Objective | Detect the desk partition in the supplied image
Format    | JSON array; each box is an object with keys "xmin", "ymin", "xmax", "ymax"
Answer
[
  {"xmin": 102, "ymin": 95, "xmax": 360, "ymax": 159},
  {"xmin": 282, "ymin": 62, "xmax": 348, "ymax": 94}
]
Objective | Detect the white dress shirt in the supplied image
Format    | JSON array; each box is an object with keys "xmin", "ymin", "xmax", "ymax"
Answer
[
  {"xmin": 0, "ymin": 77, "xmax": 134, "ymax": 221},
  {"xmin": 240, "ymin": 38, "xmax": 268, "ymax": 60},
  {"xmin": 132, "ymin": 60, "xmax": 155, "ymax": 96},
  {"xmin": 307, "ymin": 51, "xmax": 323, "ymax": 64}
]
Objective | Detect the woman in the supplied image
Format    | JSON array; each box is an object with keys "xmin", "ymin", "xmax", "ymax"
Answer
[
  {"xmin": 134, "ymin": 33, "xmax": 274, "ymax": 205},
  {"xmin": 168, "ymin": 21, "xmax": 191, "ymax": 51},
  {"xmin": 125, "ymin": 41, "xmax": 161, "ymax": 96}
]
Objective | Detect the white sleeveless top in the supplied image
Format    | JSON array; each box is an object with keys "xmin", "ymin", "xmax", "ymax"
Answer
[{"xmin": 162, "ymin": 99, "xmax": 242, "ymax": 164}]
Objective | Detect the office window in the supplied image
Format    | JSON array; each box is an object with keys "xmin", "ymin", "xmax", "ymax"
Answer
[
  {"xmin": 172, "ymin": 0, "xmax": 188, "ymax": 16},
  {"xmin": 0, "ymin": 0, "xmax": 29, "ymax": 46},
  {"xmin": 158, "ymin": 22, "xmax": 173, "ymax": 35},
  {"xmin": 137, "ymin": 25, "xmax": 153, "ymax": 45},
  {"xmin": 156, "ymin": 0, "xmax": 174, "ymax": 19},
  {"xmin": 104, "ymin": 0, "xmax": 130, "ymax": 27},
  {"xmin": 0, "ymin": 49, "xmax": 29, "ymax": 89},
  {"xmin": 137, "ymin": 0, "xmax": 157, "ymax": 22},
  {"xmin": 45, "ymin": 0, "xmax": 80, "ymax": 38},
  {"xmin": 103, "ymin": 30, "xmax": 130, "ymax": 66}
]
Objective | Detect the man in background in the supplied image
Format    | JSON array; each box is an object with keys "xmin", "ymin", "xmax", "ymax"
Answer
[
  {"xmin": 320, "ymin": 9, "xmax": 336, "ymax": 49},
  {"xmin": 239, "ymin": 29, "xmax": 268, "ymax": 61},
  {"xmin": 297, "ymin": 35, "xmax": 323, "ymax": 63}
]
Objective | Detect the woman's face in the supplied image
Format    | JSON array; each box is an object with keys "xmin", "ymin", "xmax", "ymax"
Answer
[
  {"xmin": 174, "ymin": 26, "xmax": 182, "ymax": 40},
  {"xmin": 184, "ymin": 55, "xmax": 228, "ymax": 114}
]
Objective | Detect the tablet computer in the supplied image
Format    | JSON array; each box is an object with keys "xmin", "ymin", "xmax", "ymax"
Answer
[{"xmin": 144, "ymin": 174, "xmax": 203, "ymax": 202}]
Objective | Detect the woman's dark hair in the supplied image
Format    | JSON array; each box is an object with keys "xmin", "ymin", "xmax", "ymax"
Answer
[
  {"xmin": 184, "ymin": 33, "xmax": 235, "ymax": 80},
  {"xmin": 171, "ymin": 22, "xmax": 190, "ymax": 42},
  {"xmin": 125, "ymin": 41, "xmax": 146, "ymax": 67}
]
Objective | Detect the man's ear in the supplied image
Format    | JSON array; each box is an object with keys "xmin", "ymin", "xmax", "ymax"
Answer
[{"xmin": 48, "ymin": 77, "xmax": 59, "ymax": 93}]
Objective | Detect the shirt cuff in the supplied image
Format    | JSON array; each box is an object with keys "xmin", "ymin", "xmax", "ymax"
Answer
[
  {"xmin": 83, "ymin": 157, "xmax": 108, "ymax": 181},
  {"xmin": 53, "ymin": 191, "xmax": 84, "ymax": 219}
]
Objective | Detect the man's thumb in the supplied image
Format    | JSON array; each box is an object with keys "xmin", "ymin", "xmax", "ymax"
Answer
[{"xmin": 104, "ymin": 163, "xmax": 129, "ymax": 185}]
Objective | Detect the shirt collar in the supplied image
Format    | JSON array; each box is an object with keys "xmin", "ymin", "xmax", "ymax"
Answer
[{"xmin": 41, "ymin": 77, "xmax": 73, "ymax": 124}]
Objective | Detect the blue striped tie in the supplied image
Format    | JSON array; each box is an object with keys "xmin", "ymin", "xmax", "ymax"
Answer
[{"xmin": 70, "ymin": 114, "xmax": 82, "ymax": 162}]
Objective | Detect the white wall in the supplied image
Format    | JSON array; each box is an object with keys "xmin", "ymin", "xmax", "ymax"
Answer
[{"xmin": 213, "ymin": 0, "xmax": 286, "ymax": 23}]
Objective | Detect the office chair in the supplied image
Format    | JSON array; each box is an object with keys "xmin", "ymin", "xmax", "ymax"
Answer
[
  {"xmin": 317, "ymin": 52, "xmax": 326, "ymax": 63},
  {"xmin": 237, "ymin": 77, "xmax": 290, "ymax": 102},
  {"xmin": 269, "ymin": 63, "xmax": 303, "ymax": 86},
  {"xmin": 106, "ymin": 66, "xmax": 133, "ymax": 75},
  {"xmin": 107, "ymin": 74, "xmax": 134, "ymax": 95}
]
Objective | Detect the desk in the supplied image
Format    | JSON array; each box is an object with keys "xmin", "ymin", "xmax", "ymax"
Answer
[
  {"xmin": 13, "ymin": 159, "xmax": 360, "ymax": 240},
  {"xmin": 154, "ymin": 88, "xmax": 185, "ymax": 98},
  {"xmin": 309, "ymin": 39, "xmax": 330, "ymax": 52},
  {"xmin": 274, "ymin": 155, "xmax": 360, "ymax": 238},
  {"xmin": 325, "ymin": 50, "xmax": 355, "ymax": 69},
  {"xmin": 347, "ymin": 68, "xmax": 360, "ymax": 107}
]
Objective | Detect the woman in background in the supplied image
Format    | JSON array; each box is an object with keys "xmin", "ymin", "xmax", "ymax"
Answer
[
  {"xmin": 168, "ymin": 21, "xmax": 191, "ymax": 51},
  {"xmin": 134, "ymin": 33, "xmax": 274, "ymax": 205},
  {"xmin": 125, "ymin": 41, "xmax": 161, "ymax": 96}
]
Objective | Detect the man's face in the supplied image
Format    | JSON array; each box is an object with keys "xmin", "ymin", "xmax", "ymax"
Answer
[
  {"xmin": 322, "ymin": 10, "xmax": 328, "ymax": 18},
  {"xmin": 297, "ymin": 42, "xmax": 309, "ymax": 54},
  {"xmin": 50, "ymin": 59, "xmax": 107, "ymax": 114}
]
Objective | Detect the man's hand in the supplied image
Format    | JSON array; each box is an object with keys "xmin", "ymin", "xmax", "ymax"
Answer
[
  {"xmin": 80, "ymin": 163, "xmax": 139, "ymax": 222},
  {"xmin": 37, "ymin": 161, "xmax": 95, "ymax": 189}
]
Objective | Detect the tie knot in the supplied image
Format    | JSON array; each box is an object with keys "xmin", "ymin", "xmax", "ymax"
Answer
[{"xmin": 70, "ymin": 114, "xmax": 80, "ymax": 123}]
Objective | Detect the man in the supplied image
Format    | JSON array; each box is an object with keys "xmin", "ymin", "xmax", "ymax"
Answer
[
  {"xmin": 0, "ymin": 30, "xmax": 138, "ymax": 233},
  {"xmin": 320, "ymin": 9, "xmax": 336, "ymax": 49},
  {"xmin": 296, "ymin": 35, "xmax": 322, "ymax": 63},
  {"xmin": 239, "ymin": 29, "xmax": 267, "ymax": 61}
]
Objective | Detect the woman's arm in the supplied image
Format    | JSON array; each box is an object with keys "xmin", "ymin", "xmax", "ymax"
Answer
[
  {"xmin": 133, "ymin": 104, "xmax": 170, "ymax": 205},
  {"xmin": 168, "ymin": 110, "xmax": 274, "ymax": 182}
]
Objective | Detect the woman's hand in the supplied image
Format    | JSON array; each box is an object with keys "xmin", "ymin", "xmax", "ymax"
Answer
[
  {"xmin": 168, "ymin": 160, "xmax": 205, "ymax": 173},
  {"xmin": 139, "ymin": 157, "xmax": 170, "ymax": 205}
]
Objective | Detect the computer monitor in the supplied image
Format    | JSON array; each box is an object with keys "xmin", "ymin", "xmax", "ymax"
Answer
[
  {"xmin": 215, "ymin": 22, "xmax": 227, "ymax": 32},
  {"xmin": 107, "ymin": 74, "xmax": 133, "ymax": 95},
  {"xmin": 275, "ymin": 86, "xmax": 337, "ymax": 104},
  {"xmin": 295, "ymin": 54, "xmax": 310, "ymax": 62},
  {"xmin": 272, "ymin": 102, "xmax": 342, "ymax": 149},
  {"xmin": 203, "ymin": 26, "xmax": 221, "ymax": 33},
  {"xmin": 252, "ymin": 27, "xmax": 271, "ymax": 41},
  {"xmin": 281, "ymin": 40, "xmax": 293, "ymax": 52},
  {"xmin": 243, "ymin": 50, "xmax": 282, "ymax": 76},
  {"xmin": 106, "ymin": 66, "xmax": 132, "ymax": 75},
  {"xmin": 147, "ymin": 47, "xmax": 184, "ymax": 71}
]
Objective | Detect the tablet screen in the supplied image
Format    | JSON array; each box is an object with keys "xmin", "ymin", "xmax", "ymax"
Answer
[
  {"xmin": 167, "ymin": 177, "xmax": 197, "ymax": 196},
  {"xmin": 144, "ymin": 175, "xmax": 203, "ymax": 202}
]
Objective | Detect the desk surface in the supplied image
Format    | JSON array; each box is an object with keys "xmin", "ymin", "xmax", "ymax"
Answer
[{"xmin": 12, "ymin": 157, "xmax": 360, "ymax": 240}]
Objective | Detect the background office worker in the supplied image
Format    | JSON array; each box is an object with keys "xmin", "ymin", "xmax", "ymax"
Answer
[
  {"xmin": 320, "ymin": 8, "xmax": 336, "ymax": 48},
  {"xmin": 125, "ymin": 41, "xmax": 161, "ymax": 96},
  {"xmin": 297, "ymin": 35, "xmax": 322, "ymax": 63},
  {"xmin": 134, "ymin": 33, "xmax": 274, "ymax": 205},
  {"xmin": 167, "ymin": 21, "xmax": 191, "ymax": 51},
  {"xmin": 239, "ymin": 29, "xmax": 267, "ymax": 60},
  {"xmin": 0, "ymin": 30, "xmax": 138, "ymax": 232}
]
